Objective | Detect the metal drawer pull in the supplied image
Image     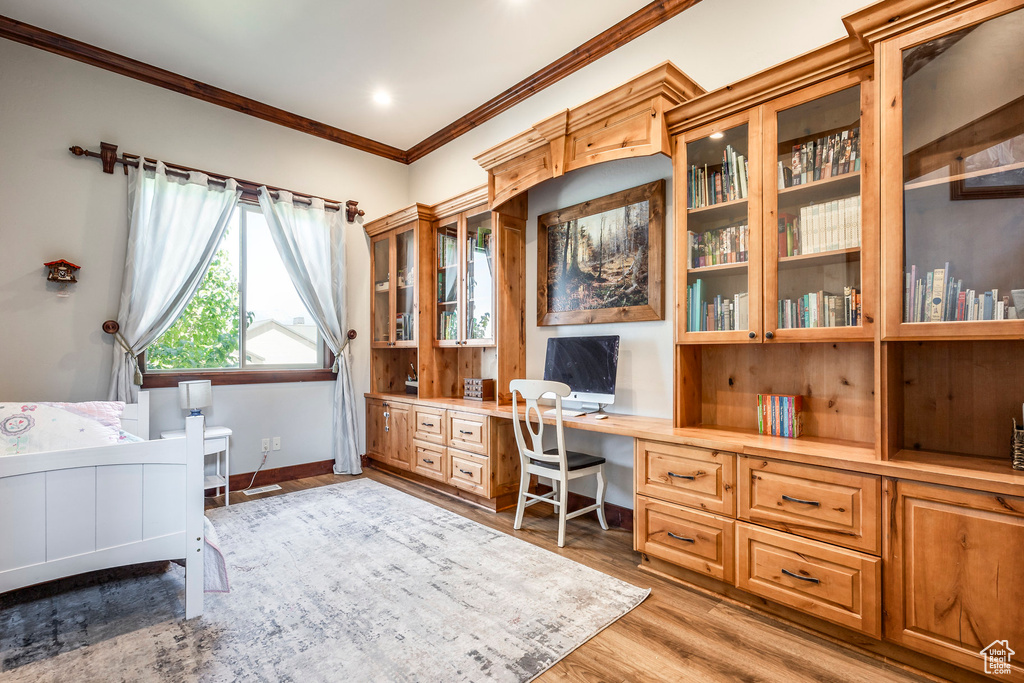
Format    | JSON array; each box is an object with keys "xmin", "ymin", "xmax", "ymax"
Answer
[
  {"xmin": 667, "ymin": 472, "xmax": 696, "ymax": 481},
  {"xmin": 459, "ymin": 429, "xmax": 474, "ymax": 435},
  {"xmin": 781, "ymin": 494, "xmax": 820, "ymax": 506},
  {"xmin": 458, "ymin": 468, "xmax": 473, "ymax": 476},
  {"xmin": 667, "ymin": 532, "xmax": 695, "ymax": 543},
  {"xmin": 781, "ymin": 569, "xmax": 820, "ymax": 584},
  {"xmin": 422, "ymin": 458, "xmax": 434, "ymax": 465},
  {"xmin": 421, "ymin": 422, "xmax": 434, "ymax": 428}
]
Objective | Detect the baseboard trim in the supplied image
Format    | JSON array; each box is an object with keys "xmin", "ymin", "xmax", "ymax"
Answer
[
  {"xmin": 206, "ymin": 458, "xmax": 336, "ymax": 496},
  {"xmin": 536, "ymin": 484, "xmax": 633, "ymax": 531}
]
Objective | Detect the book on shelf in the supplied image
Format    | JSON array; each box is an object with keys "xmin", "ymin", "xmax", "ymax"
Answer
[
  {"xmin": 437, "ymin": 233, "xmax": 458, "ymax": 268},
  {"xmin": 688, "ymin": 144, "xmax": 748, "ymax": 209},
  {"xmin": 778, "ymin": 126, "xmax": 860, "ymax": 189},
  {"xmin": 437, "ymin": 272, "xmax": 458, "ymax": 304},
  {"xmin": 778, "ymin": 287, "xmax": 861, "ymax": 328},
  {"xmin": 687, "ymin": 278, "xmax": 748, "ymax": 332},
  {"xmin": 904, "ymin": 264, "xmax": 1020, "ymax": 322},
  {"xmin": 778, "ymin": 195, "xmax": 862, "ymax": 257},
  {"xmin": 757, "ymin": 393, "xmax": 803, "ymax": 438},
  {"xmin": 688, "ymin": 223, "xmax": 749, "ymax": 268},
  {"xmin": 438, "ymin": 310, "xmax": 458, "ymax": 340}
]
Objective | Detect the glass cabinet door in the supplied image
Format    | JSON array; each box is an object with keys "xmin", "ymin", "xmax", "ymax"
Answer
[
  {"xmin": 891, "ymin": 6, "xmax": 1024, "ymax": 336},
  {"xmin": 680, "ymin": 113, "xmax": 761, "ymax": 342},
  {"xmin": 464, "ymin": 211, "xmax": 494, "ymax": 344},
  {"xmin": 394, "ymin": 226, "xmax": 416, "ymax": 346},
  {"xmin": 436, "ymin": 219, "xmax": 460, "ymax": 344},
  {"xmin": 371, "ymin": 234, "xmax": 391, "ymax": 346},
  {"xmin": 764, "ymin": 75, "xmax": 871, "ymax": 341}
]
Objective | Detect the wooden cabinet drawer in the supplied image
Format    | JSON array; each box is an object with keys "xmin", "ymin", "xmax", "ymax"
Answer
[
  {"xmin": 736, "ymin": 523, "xmax": 880, "ymax": 638},
  {"xmin": 738, "ymin": 457, "xmax": 880, "ymax": 554},
  {"xmin": 412, "ymin": 440, "xmax": 447, "ymax": 483},
  {"xmin": 413, "ymin": 405, "xmax": 446, "ymax": 444},
  {"xmin": 448, "ymin": 451, "xmax": 489, "ymax": 495},
  {"xmin": 636, "ymin": 496, "xmax": 734, "ymax": 582},
  {"xmin": 636, "ymin": 440, "xmax": 736, "ymax": 516},
  {"xmin": 448, "ymin": 411, "xmax": 488, "ymax": 455}
]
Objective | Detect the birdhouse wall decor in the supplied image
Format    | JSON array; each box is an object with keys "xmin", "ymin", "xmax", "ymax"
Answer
[{"xmin": 44, "ymin": 259, "xmax": 81, "ymax": 297}]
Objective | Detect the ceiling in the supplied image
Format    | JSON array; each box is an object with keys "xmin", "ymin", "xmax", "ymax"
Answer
[{"xmin": 0, "ymin": 0, "xmax": 654, "ymax": 150}]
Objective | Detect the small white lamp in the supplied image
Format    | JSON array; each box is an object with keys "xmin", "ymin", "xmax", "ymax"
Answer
[{"xmin": 178, "ymin": 380, "xmax": 213, "ymax": 417}]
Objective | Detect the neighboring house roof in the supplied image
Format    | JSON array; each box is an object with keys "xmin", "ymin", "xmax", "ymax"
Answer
[
  {"xmin": 245, "ymin": 319, "xmax": 318, "ymax": 365},
  {"xmin": 247, "ymin": 320, "xmax": 317, "ymax": 348}
]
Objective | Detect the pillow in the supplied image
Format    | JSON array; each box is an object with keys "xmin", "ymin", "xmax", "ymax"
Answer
[
  {"xmin": 39, "ymin": 401, "xmax": 125, "ymax": 431},
  {"xmin": 0, "ymin": 402, "xmax": 123, "ymax": 456}
]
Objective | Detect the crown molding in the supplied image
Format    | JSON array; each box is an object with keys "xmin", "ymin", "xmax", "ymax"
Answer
[
  {"xmin": 363, "ymin": 204, "xmax": 433, "ymax": 236},
  {"xmin": 665, "ymin": 36, "xmax": 872, "ymax": 136},
  {"xmin": 404, "ymin": 0, "xmax": 704, "ymax": 164},
  {"xmin": 1, "ymin": 1, "xmax": 706, "ymax": 166},
  {"xmin": 0, "ymin": 15, "xmax": 408, "ymax": 163},
  {"xmin": 363, "ymin": 185, "xmax": 489, "ymax": 236},
  {"xmin": 842, "ymin": 0, "xmax": 990, "ymax": 47}
]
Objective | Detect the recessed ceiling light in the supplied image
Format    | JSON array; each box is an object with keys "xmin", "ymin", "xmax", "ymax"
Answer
[
  {"xmin": 373, "ymin": 90, "xmax": 392, "ymax": 107},
  {"xmin": 709, "ymin": 132, "xmax": 724, "ymax": 139}
]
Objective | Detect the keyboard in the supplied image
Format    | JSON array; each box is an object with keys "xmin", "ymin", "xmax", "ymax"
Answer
[{"xmin": 544, "ymin": 408, "xmax": 585, "ymax": 417}]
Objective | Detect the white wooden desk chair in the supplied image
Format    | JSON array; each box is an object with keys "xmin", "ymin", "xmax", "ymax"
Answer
[{"xmin": 510, "ymin": 379, "xmax": 609, "ymax": 547}]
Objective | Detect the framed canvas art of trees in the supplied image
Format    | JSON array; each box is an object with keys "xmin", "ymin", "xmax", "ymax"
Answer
[{"xmin": 537, "ymin": 179, "xmax": 665, "ymax": 326}]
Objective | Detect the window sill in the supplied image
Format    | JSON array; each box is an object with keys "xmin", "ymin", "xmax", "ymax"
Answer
[{"xmin": 141, "ymin": 368, "xmax": 337, "ymax": 388}]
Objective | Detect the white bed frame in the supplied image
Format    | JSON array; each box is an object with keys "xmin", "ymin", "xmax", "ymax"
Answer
[{"xmin": 0, "ymin": 392, "xmax": 206, "ymax": 618}]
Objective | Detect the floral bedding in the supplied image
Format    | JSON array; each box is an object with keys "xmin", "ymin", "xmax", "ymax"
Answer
[{"xmin": 0, "ymin": 401, "xmax": 132, "ymax": 456}]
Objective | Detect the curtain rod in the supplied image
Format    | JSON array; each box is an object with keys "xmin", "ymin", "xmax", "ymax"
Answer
[{"xmin": 68, "ymin": 141, "xmax": 366, "ymax": 222}]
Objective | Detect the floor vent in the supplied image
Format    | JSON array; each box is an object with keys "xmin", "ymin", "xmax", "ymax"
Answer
[{"xmin": 243, "ymin": 484, "xmax": 283, "ymax": 496}]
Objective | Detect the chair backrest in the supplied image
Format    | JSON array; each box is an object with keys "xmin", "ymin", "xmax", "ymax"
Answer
[{"xmin": 509, "ymin": 379, "xmax": 570, "ymax": 471}]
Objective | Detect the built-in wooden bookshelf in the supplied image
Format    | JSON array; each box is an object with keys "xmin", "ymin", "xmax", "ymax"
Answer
[
  {"xmin": 364, "ymin": 186, "xmax": 525, "ymax": 404},
  {"xmin": 675, "ymin": 109, "xmax": 762, "ymax": 343}
]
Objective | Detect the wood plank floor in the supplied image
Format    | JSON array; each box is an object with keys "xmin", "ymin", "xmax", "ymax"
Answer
[{"xmin": 208, "ymin": 470, "xmax": 950, "ymax": 683}]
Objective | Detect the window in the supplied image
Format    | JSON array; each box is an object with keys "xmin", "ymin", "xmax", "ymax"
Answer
[{"xmin": 143, "ymin": 204, "xmax": 333, "ymax": 385}]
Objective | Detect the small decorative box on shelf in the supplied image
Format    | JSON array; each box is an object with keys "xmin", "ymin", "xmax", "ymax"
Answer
[{"xmin": 464, "ymin": 378, "xmax": 495, "ymax": 401}]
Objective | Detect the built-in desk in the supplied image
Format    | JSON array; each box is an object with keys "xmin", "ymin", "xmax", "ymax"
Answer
[{"xmin": 365, "ymin": 392, "xmax": 1024, "ymax": 500}]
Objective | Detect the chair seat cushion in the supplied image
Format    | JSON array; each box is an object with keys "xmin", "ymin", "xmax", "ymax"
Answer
[{"xmin": 532, "ymin": 449, "xmax": 606, "ymax": 471}]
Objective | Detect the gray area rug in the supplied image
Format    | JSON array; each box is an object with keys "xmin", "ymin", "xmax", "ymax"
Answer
[{"xmin": 1, "ymin": 478, "xmax": 649, "ymax": 682}]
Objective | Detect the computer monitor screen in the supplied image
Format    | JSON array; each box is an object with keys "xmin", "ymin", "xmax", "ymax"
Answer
[{"xmin": 543, "ymin": 335, "xmax": 620, "ymax": 406}]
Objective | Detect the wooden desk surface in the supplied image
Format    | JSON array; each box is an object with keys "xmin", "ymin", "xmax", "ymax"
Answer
[{"xmin": 365, "ymin": 392, "xmax": 1024, "ymax": 497}]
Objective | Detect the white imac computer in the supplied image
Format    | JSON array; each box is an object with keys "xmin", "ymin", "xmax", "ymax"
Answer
[{"xmin": 542, "ymin": 335, "xmax": 620, "ymax": 415}]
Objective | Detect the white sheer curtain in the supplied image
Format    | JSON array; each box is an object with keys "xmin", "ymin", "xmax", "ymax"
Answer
[
  {"xmin": 108, "ymin": 162, "xmax": 241, "ymax": 402},
  {"xmin": 257, "ymin": 187, "xmax": 361, "ymax": 475}
]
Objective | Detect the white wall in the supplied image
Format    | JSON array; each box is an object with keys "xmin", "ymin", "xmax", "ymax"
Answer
[
  {"xmin": 0, "ymin": 40, "xmax": 410, "ymax": 475},
  {"xmin": 526, "ymin": 156, "xmax": 674, "ymax": 508}
]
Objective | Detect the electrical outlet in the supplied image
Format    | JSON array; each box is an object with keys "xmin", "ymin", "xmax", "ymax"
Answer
[
  {"xmin": 272, "ymin": 437, "xmax": 281, "ymax": 451},
  {"xmin": 261, "ymin": 438, "xmax": 270, "ymax": 452}
]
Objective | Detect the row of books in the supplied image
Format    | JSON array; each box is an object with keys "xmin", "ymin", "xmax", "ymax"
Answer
[
  {"xmin": 687, "ymin": 224, "xmax": 749, "ymax": 269},
  {"xmin": 687, "ymin": 279, "xmax": 749, "ymax": 331},
  {"xmin": 778, "ymin": 126, "xmax": 861, "ymax": 188},
  {"xmin": 687, "ymin": 144, "xmax": 749, "ymax": 208},
  {"xmin": 904, "ymin": 264, "xmax": 1023, "ymax": 322},
  {"xmin": 757, "ymin": 394, "xmax": 804, "ymax": 438},
  {"xmin": 438, "ymin": 310, "xmax": 459, "ymax": 340},
  {"xmin": 778, "ymin": 287, "xmax": 862, "ymax": 329},
  {"xmin": 778, "ymin": 196, "xmax": 862, "ymax": 257},
  {"xmin": 438, "ymin": 233, "xmax": 458, "ymax": 269}
]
